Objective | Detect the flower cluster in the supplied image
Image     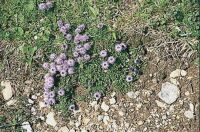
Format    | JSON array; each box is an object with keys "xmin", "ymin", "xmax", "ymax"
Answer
[
  {"xmin": 57, "ymin": 20, "xmax": 71, "ymax": 35},
  {"xmin": 99, "ymin": 50, "xmax": 116, "ymax": 70},
  {"xmin": 73, "ymin": 43, "xmax": 91, "ymax": 63},
  {"xmin": 115, "ymin": 42, "xmax": 127, "ymax": 52},
  {"xmin": 38, "ymin": 1, "xmax": 53, "ymax": 11}
]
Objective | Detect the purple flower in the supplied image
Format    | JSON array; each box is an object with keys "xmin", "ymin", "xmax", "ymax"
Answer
[
  {"xmin": 68, "ymin": 67, "xmax": 75, "ymax": 75},
  {"xmin": 49, "ymin": 67, "xmax": 57, "ymax": 74},
  {"xmin": 120, "ymin": 43, "xmax": 127, "ymax": 50},
  {"xmin": 44, "ymin": 92, "xmax": 49, "ymax": 98},
  {"xmin": 69, "ymin": 104, "xmax": 76, "ymax": 111},
  {"xmin": 83, "ymin": 43, "xmax": 91, "ymax": 50},
  {"xmin": 107, "ymin": 56, "xmax": 116, "ymax": 64},
  {"xmin": 100, "ymin": 50, "xmax": 107, "ymax": 58},
  {"xmin": 44, "ymin": 83, "xmax": 54, "ymax": 89},
  {"xmin": 134, "ymin": 58, "xmax": 142, "ymax": 64},
  {"xmin": 78, "ymin": 24, "xmax": 86, "ymax": 31},
  {"xmin": 59, "ymin": 53, "xmax": 67, "ymax": 60},
  {"xmin": 49, "ymin": 53, "xmax": 57, "ymax": 61},
  {"xmin": 73, "ymin": 51, "xmax": 79, "ymax": 58},
  {"xmin": 126, "ymin": 75, "xmax": 133, "ymax": 82},
  {"xmin": 44, "ymin": 98, "xmax": 50, "ymax": 106},
  {"xmin": 59, "ymin": 26, "xmax": 67, "ymax": 34},
  {"xmin": 49, "ymin": 91, "xmax": 55, "ymax": 98},
  {"xmin": 101, "ymin": 61, "xmax": 109, "ymax": 69},
  {"xmin": 61, "ymin": 44, "xmax": 68, "ymax": 51},
  {"xmin": 83, "ymin": 54, "xmax": 90, "ymax": 61},
  {"xmin": 65, "ymin": 34, "xmax": 72, "ymax": 40},
  {"xmin": 57, "ymin": 20, "xmax": 63, "ymax": 28},
  {"xmin": 115, "ymin": 44, "xmax": 122, "ymax": 52},
  {"xmin": 42, "ymin": 62, "xmax": 49, "ymax": 69},
  {"xmin": 93, "ymin": 92, "xmax": 102, "ymax": 100},
  {"xmin": 56, "ymin": 65, "xmax": 63, "ymax": 71},
  {"xmin": 75, "ymin": 28, "xmax": 81, "ymax": 34},
  {"xmin": 79, "ymin": 35, "xmax": 89, "ymax": 42},
  {"xmin": 75, "ymin": 45, "xmax": 82, "ymax": 51},
  {"xmin": 45, "ymin": 76, "xmax": 54, "ymax": 83},
  {"xmin": 64, "ymin": 23, "xmax": 71, "ymax": 30},
  {"xmin": 55, "ymin": 57, "xmax": 63, "ymax": 65},
  {"xmin": 97, "ymin": 23, "xmax": 104, "ymax": 29},
  {"xmin": 46, "ymin": 1, "xmax": 53, "ymax": 9},
  {"xmin": 78, "ymin": 47, "xmax": 86, "ymax": 55},
  {"xmin": 44, "ymin": 86, "xmax": 50, "ymax": 92},
  {"xmin": 38, "ymin": 3, "xmax": 47, "ymax": 11},
  {"xmin": 58, "ymin": 89, "xmax": 65, "ymax": 96},
  {"xmin": 60, "ymin": 69, "xmax": 67, "ymax": 77},
  {"xmin": 67, "ymin": 59, "xmax": 75, "ymax": 67},
  {"xmin": 48, "ymin": 98, "xmax": 56, "ymax": 105}
]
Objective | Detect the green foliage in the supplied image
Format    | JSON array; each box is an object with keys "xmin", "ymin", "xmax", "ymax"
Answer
[{"xmin": 137, "ymin": 0, "xmax": 200, "ymax": 39}]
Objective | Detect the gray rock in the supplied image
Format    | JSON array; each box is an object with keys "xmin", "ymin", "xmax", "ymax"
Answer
[{"xmin": 158, "ymin": 82, "xmax": 180, "ymax": 104}]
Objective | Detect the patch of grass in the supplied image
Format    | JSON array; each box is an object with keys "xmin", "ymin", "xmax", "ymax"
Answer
[{"xmin": 136, "ymin": 0, "xmax": 200, "ymax": 39}]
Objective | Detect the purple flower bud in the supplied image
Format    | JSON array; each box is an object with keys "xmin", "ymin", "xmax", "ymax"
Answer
[
  {"xmin": 65, "ymin": 34, "xmax": 72, "ymax": 40},
  {"xmin": 61, "ymin": 44, "xmax": 68, "ymax": 51},
  {"xmin": 79, "ymin": 47, "xmax": 86, "ymax": 55},
  {"xmin": 62, "ymin": 63, "xmax": 69, "ymax": 71},
  {"xmin": 59, "ymin": 26, "xmax": 67, "ymax": 34},
  {"xmin": 48, "ymin": 98, "xmax": 56, "ymax": 105},
  {"xmin": 57, "ymin": 20, "xmax": 63, "ymax": 28},
  {"xmin": 115, "ymin": 44, "xmax": 123, "ymax": 52},
  {"xmin": 60, "ymin": 69, "xmax": 67, "ymax": 77},
  {"xmin": 100, "ymin": 50, "xmax": 107, "ymax": 58},
  {"xmin": 44, "ymin": 82, "xmax": 54, "ymax": 89},
  {"xmin": 101, "ymin": 61, "xmax": 109, "ymax": 69},
  {"xmin": 126, "ymin": 75, "xmax": 133, "ymax": 82},
  {"xmin": 38, "ymin": 3, "xmax": 47, "ymax": 11},
  {"xmin": 83, "ymin": 43, "xmax": 91, "ymax": 50},
  {"xmin": 67, "ymin": 59, "xmax": 75, "ymax": 67},
  {"xmin": 59, "ymin": 53, "xmax": 67, "ymax": 60},
  {"xmin": 42, "ymin": 62, "xmax": 49, "ymax": 69},
  {"xmin": 93, "ymin": 92, "xmax": 102, "ymax": 100},
  {"xmin": 68, "ymin": 67, "xmax": 75, "ymax": 75},
  {"xmin": 58, "ymin": 89, "xmax": 65, "ymax": 96},
  {"xmin": 107, "ymin": 56, "xmax": 116, "ymax": 64},
  {"xmin": 46, "ymin": 1, "xmax": 53, "ymax": 9},
  {"xmin": 69, "ymin": 104, "xmax": 76, "ymax": 111},
  {"xmin": 83, "ymin": 54, "xmax": 90, "ymax": 61},
  {"xmin": 49, "ymin": 53, "xmax": 57, "ymax": 61},
  {"xmin": 73, "ymin": 51, "xmax": 79, "ymax": 58}
]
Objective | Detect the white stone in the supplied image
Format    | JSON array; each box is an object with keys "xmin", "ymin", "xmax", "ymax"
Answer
[
  {"xmin": 90, "ymin": 101, "xmax": 97, "ymax": 107},
  {"xmin": 158, "ymin": 82, "xmax": 180, "ymax": 104},
  {"xmin": 101, "ymin": 102, "xmax": 109, "ymax": 112},
  {"xmin": 58, "ymin": 126, "xmax": 69, "ymax": 132},
  {"xmin": 109, "ymin": 98, "xmax": 116, "ymax": 105},
  {"xmin": 103, "ymin": 115, "xmax": 110, "ymax": 125},
  {"xmin": 184, "ymin": 111, "xmax": 194, "ymax": 119},
  {"xmin": 46, "ymin": 112, "xmax": 57, "ymax": 127},
  {"xmin": 81, "ymin": 129, "xmax": 88, "ymax": 132},
  {"xmin": 170, "ymin": 78, "xmax": 179, "ymax": 85},
  {"xmin": 126, "ymin": 91, "xmax": 139, "ymax": 99},
  {"xmin": 137, "ymin": 121, "xmax": 143, "ymax": 125},
  {"xmin": 39, "ymin": 101, "xmax": 46, "ymax": 109},
  {"xmin": 6, "ymin": 99, "xmax": 17, "ymax": 106},
  {"xmin": 118, "ymin": 111, "xmax": 124, "ymax": 116},
  {"xmin": 170, "ymin": 69, "xmax": 187, "ymax": 78},
  {"xmin": 69, "ymin": 128, "xmax": 75, "ymax": 132},
  {"xmin": 21, "ymin": 122, "xmax": 33, "ymax": 132},
  {"xmin": 31, "ymin": 95, "xmax": 37, "ymax": 100},
  {"xmin": 185, "ymin": 91, "xmax": 190, "ymax": 96},
  {"xmin": 1, "ymin": 80, "xmax": 13, "ymax": 100},
  {"xmin": 28, "ymin": 99, "xmax": 34, "ymax": 104},
  {"xmin": 98, "ymin": 115, "xmax": 104, "ymax": 121},
  {"xmin": 83, "ymin": 118, "xmax": 90, "ymax": 125},
  {"xmin": 111, "ymin": 92, "xmax": 116, "ymax": 97},
  {"xmin": 155, "ymin": 100, "xmax": 167, "ymax": 108},
  {"xmin": 75, "ymin": 121, "xmax": 81, "ymax": 127}
]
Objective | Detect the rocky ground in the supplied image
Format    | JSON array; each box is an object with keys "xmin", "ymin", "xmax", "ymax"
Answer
[{"xmin": 1, "ymin": 48, "xmax": 198, "ymax": 132}]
